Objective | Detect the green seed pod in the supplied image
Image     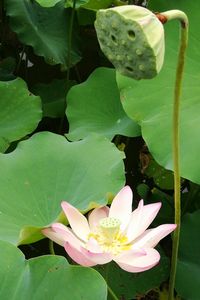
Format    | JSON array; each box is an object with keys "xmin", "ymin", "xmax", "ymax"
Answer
[{"xmin": 95, "ymin": 5, "xmax": 165, "ymax": 80}]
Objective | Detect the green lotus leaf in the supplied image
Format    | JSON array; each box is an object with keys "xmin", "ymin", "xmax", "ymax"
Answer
[
  {"xmin": 96, "ymin": 248, "xmax": 169, "ymax": 299},
  {"xmin": 144, "ymin": 156, "xmax": 174, "ymax": 190},
  {"xmin": 0, "ymin": 132, "xmax": 125, "ymax": 245},
  {"xmin": 0, "ymin": 57, "xmax": 16, "ymax": 81},
  {"xmin": 77, "ymin": 0, "xmax": 118, "ymax": 26},
  {"xmin": 4, "ymin": 0, "xmax": 81, "ymax": 67},
  {"xmin": 35, "ymin": 0, "xmax": 62, "ymax": 7},
  {"xmin": 32, "ymin": 79, "xmax": 75, "ymax": 118},
  {"xmin": 176, "ymin": 210, "xmax": 200, "ymax": 300},
  {"xmin": 81, "ymin": 0, "xmax": 112, "ymax": 10},
  {"xmin": 0, "ymin": 78, "xmax": 42, "ymax": 152},
  {"xmin": 65, "ymin": 0, "xmax": 90, "ymax": 9},
  {"xmin": 66, "ymin": 67, "xmax": 140, "ymax": 140},
  {"xmin": 0, "ymin": 240, "xmax": 107, "ymax": 300},
  {"xmin": 117, "ymin": 0, "xmax": 200, "ymax": 184},
  {"xmin": 77, "ymin": 0, "xmax": 114, "ymax": 27},
  {"xmin": 0, "ymin": 137, "xmax": 10, "ymax": 153}
]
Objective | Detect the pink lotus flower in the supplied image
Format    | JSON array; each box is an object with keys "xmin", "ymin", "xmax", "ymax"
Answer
[{"xmin": 43, "ymin": 186, "xmax": 176, "ymax": 272}]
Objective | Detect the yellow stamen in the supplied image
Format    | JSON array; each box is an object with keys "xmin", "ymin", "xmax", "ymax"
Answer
[{"xmin": 88, "ymin": 217, "xmax": 131, "ymax": 255}]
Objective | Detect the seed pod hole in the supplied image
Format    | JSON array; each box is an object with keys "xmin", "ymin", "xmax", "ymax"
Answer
[
  {"xmin": 111, "ymin": 35, "xmax": 117, "ymax": 43},
  {"xmin": 128, "ymin": 30, "xmax": 135, "ymax": 40},
  {"xmin": 126, "ymin": 66, "xmax": 133, "ymax": 72}
]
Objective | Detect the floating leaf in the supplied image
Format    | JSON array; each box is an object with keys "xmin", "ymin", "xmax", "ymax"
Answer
[
  {"xmin": 0, "ymin": 240, "xmax": 107, "ymax": 300},
  {"xmin": 0, "ymin": 78, "xmax": 42, "ymax": 151},
  {"xmin": 117, "ymin": 0, "xmax": 200, "ymax": 183},
  {"xmin": 0, "ymin": 132, "xmax": 125, "ymax": 245},
  {"xmin": 66, "ymin": 67, "xmax": 140, "ymax": 140},
  {"xmin": 4, "ymin": 0, "xmax": 81, "ymax": 67}
]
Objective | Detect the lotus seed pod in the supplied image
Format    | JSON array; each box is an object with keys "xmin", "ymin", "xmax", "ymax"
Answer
[{"xmin": 95, "ymin": 5, "xmax": 165, "ymax": 80}]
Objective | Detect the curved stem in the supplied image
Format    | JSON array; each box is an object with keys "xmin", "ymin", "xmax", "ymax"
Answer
[
  {"xmin": 160, "ymin": 10, "xmax": 188, "ymax": 300},
  {"xmin": 107, "ymin": 284, "xmax": 119, "ymax": 300}
]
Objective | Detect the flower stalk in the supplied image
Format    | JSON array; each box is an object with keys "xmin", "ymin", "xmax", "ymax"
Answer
[
  {"xmin": 49, "ymin": 240, "xmax": 55, "ymax": 255},
  {"xmin": 157, "ymin": 10, "xmax": 188, "ymax": 300},
  {"xmin": 107, "ymin": 284, "xmax": 119, "ymax": 300}
]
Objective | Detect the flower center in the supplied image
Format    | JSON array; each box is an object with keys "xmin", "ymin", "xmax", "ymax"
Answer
[
  {"xmin": 88, "ymin": 217, "xmax": 131, "ymax": 255},
  {"xmin": 99, "ymin": 217, "xmax": 121, "ymax": 240}
]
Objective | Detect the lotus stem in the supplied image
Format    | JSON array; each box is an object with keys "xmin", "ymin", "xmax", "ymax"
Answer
[
  {"xmin": 107, "ymin": 284, "xmax": 119, "ymax": 300},
  {"xmin": 49, "ymin": 240, "xmax": 55, "ymax": 255},
  {"xmin": 157, "ymin": 10, "xmax": 188, "ymax": 300}
]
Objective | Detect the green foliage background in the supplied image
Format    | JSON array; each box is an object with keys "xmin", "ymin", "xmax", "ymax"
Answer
[{"xmin": 0, "ymin": 0, "xmax": 199, "ymax": 299}]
